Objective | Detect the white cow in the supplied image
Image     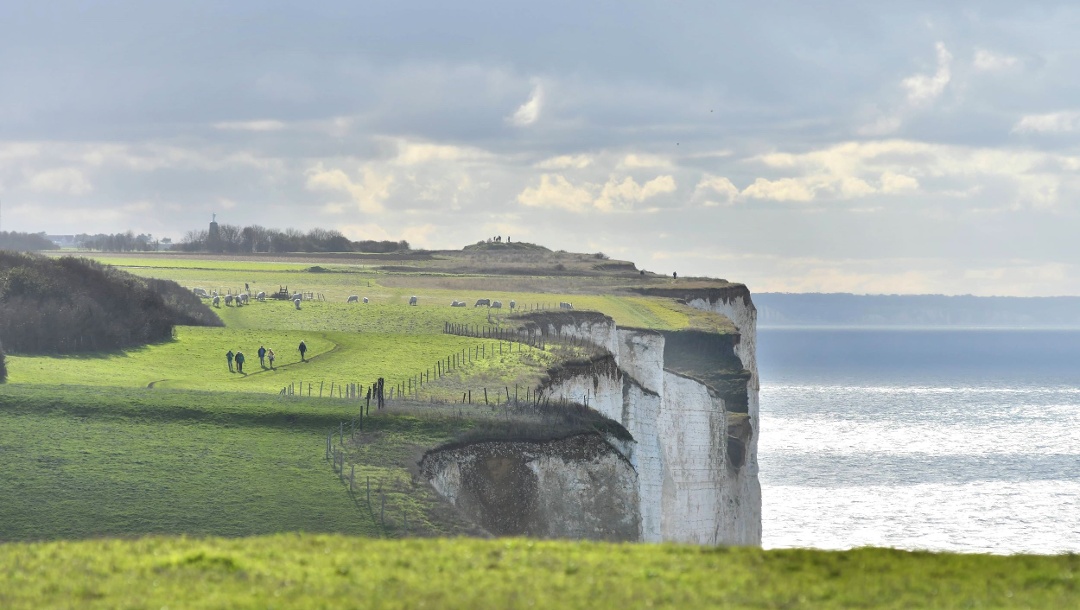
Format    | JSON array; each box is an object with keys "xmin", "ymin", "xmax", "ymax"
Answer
[
  {"xmin": 256, "ymin": 291, "xmax": 266, "ymax": 301},
  {"xmin": 491, "ymin": 300, "xmax": 503, "ymax": 309},
  {"xmin": 224, "ymin": 294, "xmax": 234, "ymax": 306},
  {"xmin": 239, "ymin": 294, "xmax": 249, "ymax": 304},
  {"xmin": 451, "ymin": 300, "xmax": 466, "ymax": 307},
  {"xmin": 347, "ymin": 295, "xmax": 359, "ymax": 303},
  {"xmin": 362, "ymin": 297, "xmax": 369, "ymax": 303},
  {"xmin": 294, "ymin": 297, "xmax": 302, "ymax": 310},
  {"xmin": 212, "ymin": 295, "xmax": 220, "ymax": 307},
  {"xmin": 292, "ymin": 293, "xmax": 303, "ymax": 302},
  {"xmin": 409, "ymin": 295, "xmax": 418, "ymax": 306}
]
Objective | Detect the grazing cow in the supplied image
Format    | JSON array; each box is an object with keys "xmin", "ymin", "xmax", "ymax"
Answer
[
  {"xmin": 224, "ymin": 294, "xmax": 234, "ymax": 306},
  {"xmin": 560, "ymin": 302, "xmax": 573, "ymax": 310},
  {"xmin": 347, "ymin": 295, "xmax": 359, "ymax": 303},
  {"xmin": 239, "ymin": 294, "xmax": 249, "ymax": 304},
  {"xmin": 256, "ymin": 291, "xmax": 266, "ymax": 301},
  {"xmin": 509, "ymin": 300, "xmax": 516, "ymax": 310},
  {"xmin": 212, "ymin": 295, "xmax": 220, "ymax": 307},
  {"xmin": 362, "ymin": 297, "xmax": 369, "ymax": 303},
  {"xmin": 292, "ymin": 293, "xmax": 303, "ymax": 302},
  {"xmin": 451, "ymin": 300, "xmax": 466, "ymax": 307},
  {"xmin": 474, "ymin": 298, "xmax": 490, "ymax": 307},
  {"xmin": 491, "ymin": 300, "xmax": 502, "ymax": 309},
  {"xmin": 294, "ymin": 297, "xmax": 302, "ymax": 310},
  {"xmin": 409, "ymin": 295, "xmax": 418, "ymax": 306}
]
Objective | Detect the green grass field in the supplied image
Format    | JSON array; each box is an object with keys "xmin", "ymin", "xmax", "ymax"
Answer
[{"xmin": 2, "ymin": 535, "xmax": 1078, "ymax": 609}]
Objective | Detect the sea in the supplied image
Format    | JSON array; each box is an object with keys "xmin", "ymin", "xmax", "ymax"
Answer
[{"xmin": 758, "ymin": 328, "xmax": 1080, "ymax": 555}]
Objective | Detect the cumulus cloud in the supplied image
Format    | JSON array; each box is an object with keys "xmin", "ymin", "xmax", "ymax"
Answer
[
  {"xmin": 595, "ymin": 175, "xmax": 676, "ymax": 211},
  {"xmin": 693, "ymin": 175, "xmax": 740, "ymax": 206},
  {"xmin": 620, "ymin": 154, "xmax": 673, "ymax": 169},
  {"xmin": 902, "ymin": 42, "xmax": 952, "ymax": 106},
  {"xmin": 27, "ymin": 168, "xmax": 93, "ymax": 195},
  {"xmin": 508, "ymin": 83, "xmax": 543, "ymax": 126},
  {"xmin": 305, "ymin": 165, "xmax": 393, "ymax": 213},
  {"xmin": 1012, "ymin": 111, "xmax": 1080, "ymax": 134},
  {"xmin": 535, "ymin": 154, "xmax": 593, "ymax": 169},
  {"xmin": 517, "ymin": 173, "xmax": 675, "ymax": 213},
  {"xmin": 213, "ymin": 120, "xmax": 287, "ymax": 131},
  {"xmin": 973, "ymin": 48, "xmax": 1019, "ymax": 72},
  {"xmin": 390, "ymin": 140, "xmax": 489, "ymax": 166},
  {"xmin": 517, "ymin": 174, "xmax": 594, "ymax": 212}
]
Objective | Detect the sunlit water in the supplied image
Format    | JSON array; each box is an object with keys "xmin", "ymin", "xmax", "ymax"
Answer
[{"xmin": 758, "ymin": 329, "xmax": 1080, "ymax": 554}]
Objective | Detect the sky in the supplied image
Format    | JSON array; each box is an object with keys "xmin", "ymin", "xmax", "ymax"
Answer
[{"xmin": 1, "ymin": 1, "xmax": 1079, "ymax": 296}]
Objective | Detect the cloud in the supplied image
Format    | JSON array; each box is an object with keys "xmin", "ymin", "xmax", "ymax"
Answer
[
  {"xmin": 620, "ymin": 154, "xmax": 672, "ymax": 169},
  {"xmin": 973, "ymin": 48, "xmax": 1018, "ymax": 72},
  {"xmin": 508, "ymin": 83, "xmax": 543, "ymax": 126},
  {"xmin": 213, "ymin": 120, "xmax": 287, "ymax": 131},
  {"xmin": 693, "ymin": 175, "xmax": 740, "ymax": 206},
  {"xmin": 902, "ymin": 42, "xmax": 952, "ymax": 106},
  {"xmin": 305, "ymin": 164, "xmax": 393, "ymax": 213},
  {"xmin": 390, "ymin": 140, "xmax": 489, "ymax": 166},
  {"xmin": 27, "ymin": 168, "xmax": 93, "ymax": 195},
  {"xmin": 535, "ymin": 154, "xmax": 593, "ymax": 169},
  {"xmin": 1012, "ymin": 111, "xmax": 1080, "ymax": 134},
  {"xmin": 517, "ymin": 174, "xmax": 595, "ymax": 212},
  {"xmin": 517, "ymin": 173, "xmax": 675, "ymax": 213},
  {"xmin": 595, "ymin": 175, "xmax": 676, "ymax": 212}
]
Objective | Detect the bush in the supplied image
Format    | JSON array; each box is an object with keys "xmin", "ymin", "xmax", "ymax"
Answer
[{"xmin": 0, "ymin": 252, "xmax": 221, "ymax": 354}]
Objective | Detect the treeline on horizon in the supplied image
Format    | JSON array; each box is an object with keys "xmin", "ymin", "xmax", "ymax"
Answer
[
  {"xmin": 756, "ymin": 292, "xmax": 1080, "ymax": 327},
  {"xmin": 0, "ymin": 252, "xmax": 222, "ymax": 361},
  {"xmin": 180, "ymin": 225, "xmax": 409, "ymax": 254},
  {"xmin": 0, "ymin": 231, "xmax": 58, "ymax": 252}
]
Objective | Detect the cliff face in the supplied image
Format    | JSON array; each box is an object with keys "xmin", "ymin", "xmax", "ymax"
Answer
[
  {"xmin": 421, "ymin": 434, "xmax": 641, "ymax": 541},
  {"xmin": 423, "ymin": 286, "xmax": 761, "ymax": 545}
]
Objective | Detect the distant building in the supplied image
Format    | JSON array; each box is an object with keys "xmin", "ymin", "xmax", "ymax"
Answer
[{"xmin": 46, "ymin": 235, "xmax": 77, "ymax": 248}]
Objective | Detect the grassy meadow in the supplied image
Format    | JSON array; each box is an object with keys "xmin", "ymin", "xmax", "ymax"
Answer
[
  {"xmin": 4, "ymin": 250, "xmax": 1076, "ymax": 608},
  {"xmin": 3, "ymin": 535, "xmax": 1078, "ymax": 609}
]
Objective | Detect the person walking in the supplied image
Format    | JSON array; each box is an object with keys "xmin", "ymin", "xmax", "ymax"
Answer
[
  {"xmin": 258, "ymin": 345, "xmax": 267, "ymax": 368},
  {"xmin": 226, "ymin": 349, "xmax": 234, "ymax": 373},
  {"xmin": 235, "ymin": 349, "xmax": 245, "ymax": 374},
  {"xmin": 298, "ymin": 340, "xmax": 307, "ymax": 362},
  {"xmin": 267, "ymin": 348, "xmax": 276, "ymax": 370}
]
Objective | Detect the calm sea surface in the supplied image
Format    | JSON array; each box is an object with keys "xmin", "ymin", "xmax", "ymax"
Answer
[{"xmin": 758, "ymin": 328, "xmax": 1080, "ymax": 554}]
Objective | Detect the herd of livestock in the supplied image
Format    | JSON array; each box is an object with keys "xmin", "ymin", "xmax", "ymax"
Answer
[{"xmin": 192, "ymin": 287, "xmax": 574, "ymax": 311}]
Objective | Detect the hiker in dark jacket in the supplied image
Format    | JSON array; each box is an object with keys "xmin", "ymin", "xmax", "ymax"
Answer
[
  {"xmin": 226, "ymin": 350, "xmax": 234, "ymax": 373},
  {"xmin": 235, "ymin": 350, "xmax": 246, "ymax": 374},
  {"xmin": 258, "ymin": 345, "xmax": 267, "ymax": 368},
  {"xmin": 298, "ymin": 340, "xmax": 308, "ymax": 361}
]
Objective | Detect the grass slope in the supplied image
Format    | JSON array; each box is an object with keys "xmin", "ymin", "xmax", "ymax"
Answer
[
  {"xmin": 0, "ymin": 385, "xmax": 510, "ymax": 541},
  {"xmin": 2, "ymin": 535, "xmax": 1078, "ymax": 609}
]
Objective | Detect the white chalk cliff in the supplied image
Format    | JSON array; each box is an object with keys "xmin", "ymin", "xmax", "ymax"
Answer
[{"xmin": 424, "ymin": 285, "xmax": 761, "ymax": 546}]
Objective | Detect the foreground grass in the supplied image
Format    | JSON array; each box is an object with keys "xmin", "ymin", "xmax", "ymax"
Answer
[{"xmin": 2, "ymin": 534, "xmax": 1078, "ymax": 609}]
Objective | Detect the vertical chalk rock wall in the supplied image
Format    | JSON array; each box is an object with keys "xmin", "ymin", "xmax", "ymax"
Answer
[{"xmin": 540, "ymin": 287, "xmax": 761, "ymax": 545}]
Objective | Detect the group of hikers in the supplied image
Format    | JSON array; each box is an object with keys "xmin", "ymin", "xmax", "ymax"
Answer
[{"xmin": 225, "ymin": 341, "xmax": 308, "ymax": 374}]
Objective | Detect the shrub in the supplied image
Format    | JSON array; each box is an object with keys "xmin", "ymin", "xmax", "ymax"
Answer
[{"xmin": 0, "ymin": 252, "xmax": 221, "ymax": 354}]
